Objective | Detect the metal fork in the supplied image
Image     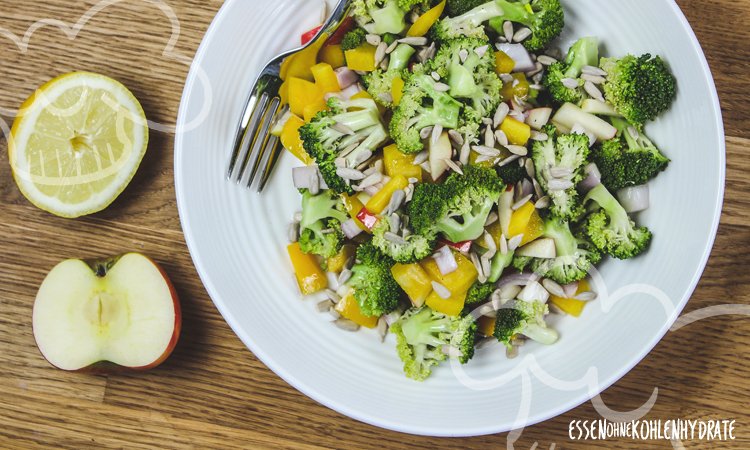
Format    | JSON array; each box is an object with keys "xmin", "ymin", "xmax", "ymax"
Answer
[{"xmin": 226, "ymin": 0, "xmax": 354, "ymax": 192}]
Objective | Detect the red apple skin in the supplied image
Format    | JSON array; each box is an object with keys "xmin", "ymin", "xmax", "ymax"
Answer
[{"xmin": 33, "ymin": 253, "xmax": 181, "ymax": 374}]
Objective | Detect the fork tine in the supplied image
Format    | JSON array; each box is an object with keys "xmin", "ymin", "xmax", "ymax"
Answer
[
  {"xmin": 256, "ymin": 133, "xmax": 282, "ymax": 193},
  {"xmin": 233, "ymin": 92, "xmax": 270, "ymax": 184},
  {"xmin": 227, "ymin": 89, "xmax": 261, "ymax": 180},
  {"xmin": 240, "ymin": 96, "xmax": 281, "ymax": 188}
]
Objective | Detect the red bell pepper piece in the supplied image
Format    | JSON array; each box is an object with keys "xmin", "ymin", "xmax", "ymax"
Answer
[
  {"xmin": 356, "ymin": 207, "xmax": 379, "ymax": 231},
  {"xmin": 300, "ymin": 17, "xmax": 356, "ymax": 46},
  {"xmin": 301, "ymin": 26, "xmax": 323, "ymax": 45},
  {"xmin": 438, "ymin": 238, "xmax": 473, "ymax": 253}
]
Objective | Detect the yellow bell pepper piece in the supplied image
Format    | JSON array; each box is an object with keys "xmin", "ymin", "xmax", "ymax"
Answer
[
  {"xmin": 280, "ymin": 115, "xmax": 313, "ymax": 164},
  {"xmin": 494, "ymin": 51, "xmax": 516, "ymax": 75},
  {"xmin": 391, "ymin": 76, "xmax": 405, "ymax": 107},
  {"xmin": 366, "ymin": 174, "xmax": 409, "ymax": 214},
  {"xmin": 281, "ymin": 33, "xmax": 329, "ymax": 82},
  {"xmin": 507, "ymin": 201, "xmax": 545, "ymax": 246},
  {"xmin": 383, "ymin": 144, "xmax": 422, "ymax": 183},
  {"xmin": 550, "ymin": 279, "xmax": 590, "ymax": 317},
  {"xmin": 425, "ymin": 289, "xmax": 467, "ymax": 317},
  {"xmin": 288, "ymin": 77, "xmax": 324, "ymax": 118},
  {"xmin": 318, "ymin": 44, "xmax": 346, "ymax": 69},
  {"xmin": 311, "ymin": 62, "xmax": 341, "ymax": 93},
  {"xmin": 499, "ymin": 72, "xmax": 529, "ymax": 102},
  {"xmin": 351, "ymin": 90, "xmax": 386, "ymax": 116},
  {"xmin": 477, "ymin": 220, "xmax": 503, "ymax": 249},
  {"xmin": 327, "ymin": 243, "xmax": 356, "ymax": 273},
  {"xmin": 420, "ymin": 253, "xmax": 478, "ymax": 297},
  {"xmin": 342, "ymin": 193, "xmax": 371, "ymax": 232},
  {"xmin": 477, "ymin": 315, "xmax": 496, "ymax": 336},
  {"xmin": 345, "ymin": 43, "xmax": 378, "ymax": 72},
  {"xmin": 407, "ymin": 0, "xmax": 446, "ymax": 37},
  {"xmin": 469, "ymin": 145, "xmax": 514, "ymax": 169},
  {"xmin": 391, "ymin": 263, "xmax": 433, "ymax": 307},
  {"xmin": 303, "ymin": 99, "xmax": 329, "ymax": 123},
  {"xmin": 287, "ymin": 242, "xmax": 327, "ymax": 294},
  {"xmin": 336, "ymin": 290, "xmax": 380, "ymax": 329},
  {"xmin": 500, "ymin": 116, "xmax": 531, "ymax": 146},
  {"xmin": 279, "ymin": 79, "xmax": 290, "ymax": 106}
]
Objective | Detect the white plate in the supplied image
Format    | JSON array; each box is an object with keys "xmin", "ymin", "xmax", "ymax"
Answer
[{"xmin": 175, "ymin": 0, "xmax": 724, "ymax": 436}]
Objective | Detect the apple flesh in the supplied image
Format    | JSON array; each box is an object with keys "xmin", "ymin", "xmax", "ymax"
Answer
[
  {"xmin": 428, "ymin": 131, "xmax": 452, "ymax": 181},
  {"xmin": 515, "ymin": 238, "xmax": 557, "ymax": 258},
  {"xmin": 32, "ymin": 253, "xmax": 181, "ymax": 373}
]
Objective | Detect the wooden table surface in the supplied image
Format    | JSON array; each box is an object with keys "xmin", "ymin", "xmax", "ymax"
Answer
[{"xmin": 1, "ymin": 1, "xmax": 748, "ymax": 448}]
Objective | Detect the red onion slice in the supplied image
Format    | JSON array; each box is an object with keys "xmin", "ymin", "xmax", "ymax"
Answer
[
  {"xmin": 340, "ymin": 219, "xmax": 363, "ymax": 239},
  {"xmin": 334, "ymin": 67, "xmax": 360, "ymax": 90},
  {"xmin": 495, "ymin": 272, "xmax": 539, "ymax": 291},
  {"xmin": 521, "ymin": 178, "xmax": 534, "ymax": 199},
  {"xmin": 562, "ymin": 281, "xmax": 578, "ymax": 298},
  {"xmin": 578, "ymin": 163, "xmax": 601, "ymax": 193},
  {"xmin": 292, "ymin": 165, "xmax": 328, "ymax": 190},
  {"xmin": 617, "ymin": 184, "xmax": 650, "ymax": 213},
  {"xmin": 363, "ymin": 184, "xmax": 382, "ymax": 197},
  {"xmin": 324, "ymin": 83, "xmax": 362, "ymax": 102},
  {"xmin": 518, "ymin": 280, "xmax": 549, "ymax": 304},
  {"xmin": 496, "ymin": 43, "xmax": 535, "ymax": 73},
  {"xmin": 434, "ymin": 246, "xmax": 458, "ymax": 276}
]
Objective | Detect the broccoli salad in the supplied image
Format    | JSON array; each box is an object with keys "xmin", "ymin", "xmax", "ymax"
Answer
[{"xmin": 279, "ymin": 0, "xmax": 676, "ymax": 381}]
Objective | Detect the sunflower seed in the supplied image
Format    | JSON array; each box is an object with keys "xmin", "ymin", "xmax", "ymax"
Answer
[
  {"xmin": 433, "ymin": 82, "xmax": 451, "ymax": 92},
  {"xmin": 627, "ymin": 126, "xmax": 639, "ymax": 140},
  {"xmin": 459, "ymin": 48, "xmax": 469, "ymax": 63},
  {"xmin": 472, "ymin": 145, "xmax": 501, "ymax": 157},
  {"xmin": 512, "ymin": 78, "xmax": 520, "ymax": 88},
  {"xmin": 499, "ymin": 73, "xmax": 514, "ymax": 84},
  {"xmin": 495, "ymin": 130, "xmax": 509, "ymax": 147},
  {"xmin": 373, "ymin": 159, "xmax": 384, "ymax": 173},
  {"xmin": 537, "ymin": 55, "xmax": 557, "ymax": 66},
  {"xmin": 526, "ymin": 61, "xmax": 544, "ymax": 77},
  {"xmin": 383, "ymin": 40, "xmax": 398, "ymax": 55},
  {"xmin": 338, "ymin": 269, "xmax": 352, "ymax": 285},
  {"xmin": 532, "ymin": 178, "xmax": 543, "ymax": 198},
  {"xmin": 542, "ymin": 278, "xmax": 566, "ymax": 298},
  {"xmin": 444, "ymin": 158, "xmax": 463, "ymax": 175},
  {"xmin": 379, "ymin": 56, "xmax": 390, "ymax": 70},
  {"xmin": 498, "ymin": 154, "xmax": 521, "ymax": 167},
  {"xmin": 329, "ymin": 307, "xmax": 341, "ymax": 319},
  {"xmin": 426, "ymin": 41, "xmax": 437, "ymax": 60},
  {"xmin": 432, "ymin": 124, "xmax": 443, "ymax": 144},
  {"xmin": 360, "ymin": 171, "xmax": 383, "ymax": 188},
  {"xmin": 406, "ymin": 177, "xmax": 418, "ymax": 185},
  {"xmin": 377, "ymin": 316, "xmax": 388, "ymax": 343},
  {"xmin": 584, "ymin": 81, "xmax": 605, "ymax": 102},
  {"xmin": 511, "ymin": 338, "xmax": 526, "ymax": 346},
  {"xmin": 319, "ymin": 1, "xmax": 328, "ymax": 22},
  {"xmin": 366, "ymin": 34, "xmax": 381, "ymax": 46},
  {"xmin": 484, "ymin": 211, "xmax": 498, "ymax": 227},
  {"xmin": 441, "ymin": 345, "xmax": 464, "ymax": 358},
  {"xmin": 535, "ymin": 196, "xmax": 550, "ymax": 209},
  {"xmin": 503, "ymin": 21, "xmax": 514, "ymax": 42},
  {"xmin": 293, "ymin": 211, "xmax": 304, "ymax": 222},
  {"xmin": 317, "ymin": 299, "xmax": 334, "ymax": 313},
  {"xmin": 448, "ymin": 129, "xmax": 464, "ymax": 145},
  {"xmin": 545, "ymin": 47, "xmax": 563, "ymax": 59},
  {"xmin": 334, "ymin": 157, "xmax": 347, "ymax": 168},
  {"xmin": 374, "ymin": 42, "xmax": 388, "ymax": 66},
  {"xmin": 576, "ymin": 291, "xmax": 598, "ymax": 301},
  {"xmin": 321, "ymin": 228, "xmax": 335, "ymax": 234},
  {"xmin": 384, "ymin": 231, "xmax": 408, "ymax": 245},
  {"xmin": 493, "ymin": 103, "xmax": 509, "ymax": 128},
  {"xmin": 419, "ymin": 161, "xmax": 431, "ymax": 172},
  {"xmin": 561, "ymin": 78, "xmax": 579, "ymax": 89},
  {"xmin": 514, "ymin": 181, "xmax": 524, "ymax": 203},
  {"xmin": 432, "ymin": 281, "xmax": 452, "ymax": 299},
  {"xmin": 500, "ymin": 233, "xmax": 508, "ymax": 255},
  {"xmin": 581, "ymin": 73, "xmax": 606, "ymax": 84},
  {"xmin": 389, "ymin": 213, "xmax": 401, "ymax": 233},
  {"xmin": 549, "ymin": 166, "xmax": 574, "ymax": 178},
  {"xmin": 475, "ymin": 154, "xmax": 495, "ymax": 164},
  {"xmin": 548, "ymin": 302, "xmax": 567, "ymax": 315},
  {"xmin": 420, "ymin": 126, "xmax": 434, "ymax": 140},
  {"xmin": 377, "ymin": 92, "xmax": 394, "ymax": 104},
  {"xmin": 456, "ymin": 141, "xmax": 469, "ymax": 166},
  {"xmin": 530, "ymin": 130, "xmax": 548, "ymax": 141},
  {"xmin": 363, "ymin": 166, "xmax": 378, "ymax": 176},
  {"xmin": 547, "ymin": 178, "xmax": 574, "ymax": 191},
  {"xmin": 476, "ymin": 336, "xmax": 497, "ymax": 349},
  {"xmin": 354, "ymin": 149, "xmax": 373, "ymax": 165},
  {"xmin": 408, "ymin": 10, "xmax": 420, "ymax": 23},
  {"xmin": 387, "ymin": 189, "xmax": 405, "ymax": 214},
  {"xmin": 334, "ymin": 317, "xmax": 360, "ymax": 332},
  {"xmin": 582, "ymin": 65, "xmax": 608, "ymax": 76},
  {"xmin": 506, "ymin": 345, "xmax": 518, "ymax": 359},
  {"xmin": 326, "ymin": 289, "xmax": 342, "ymax": 303},
  {"xmin": 496, "ymin": 36, "xmax": 508, "ymax": 45},
  {"xmin": 288, "ymin": 222, "xmax": 300, "ymax": 243},
  {"xmin": 523, "ymin": 159, "xmax": 535, "ymax": 178},
  {"xmin": 331, "ymin": 122, "xmax": 355, "ymax": 135},
  {"xmin": 507, "ymin": 145, "xmax": 528, "ymax": 156},
  {"xmin": 533, "ymin": 73, "xmax": 544, "ymax": 85},
  {"xmin": 529, "ymin": 84, "xmax": 546, "ymax": 91},
  {"xmin": 511, "ymin": 194, "xmax": 533, "ymax": 210},
  {"xmin": 474, "ymin": 44, "xmax": 489, "ymax": 58},
  {"xmin": 484, "ymin": 232, "xmax": 497, "ymax": 253},
  {"xmin": 508, "ymin": 234, "xmax": 523, "ymax": 251},
  {"xmin": 399, "ymin": 36, "xmax": 428, "ymax": 46}
]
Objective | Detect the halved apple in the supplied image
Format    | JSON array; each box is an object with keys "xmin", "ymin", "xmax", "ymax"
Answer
[{"xmin": 32, "ymin": 253, "xmax": 181, "ymax": 373}]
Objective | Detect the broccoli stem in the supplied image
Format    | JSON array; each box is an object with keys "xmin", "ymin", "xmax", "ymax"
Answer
[
  {"xmin": 488, "ymin": 249, "xmax": 515, "ymax": 282},
  {"xmin": 388, "ymin": 44, "xmax": 416, "ymax": 70},
  {"xmin": 562, "ymin": 36, "xmax": 598, "ymax": 79},
  {"xmin": 369, "ymin": 0, "xmax": 408, "ymax": 34},
  {"xmin": 487, "ymin": 0, "xmax": 540, "ymax": 32},
  {"xmin": 610, "ymin": 116, "xmax": 663, "ymax": 161},
  {"xmin": 541, "ymin": 219, "xmax": 577, "ymax": 260},
  {"xmin": 436, "ymin": 197, "xmax": 496, "ymax": 243},
  {"xmin": 585, "ymin": 184, "xmax": 631, "ymax": 236}
]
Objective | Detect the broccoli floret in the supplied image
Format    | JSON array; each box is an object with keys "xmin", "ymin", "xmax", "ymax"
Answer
[
  {"xmin": 531, "ymin": 125, "xmax": 590, "ymax": 221},
  {"xmin": 390, "ymin": 306, "xmax": 477, "ymax": 380},
  {"xmin": 433, "ymin": 0, "xmax": 564, "ymax": 51},
  {"xmin": 371, "ymin": 218, "xmax": 437, "ymax": 263},
  {"xmin": 390, "ymin": 73, "xmax": 463, "ymax": 154},
  {"xmin": 362, "ymin": 68, "xmax": 410, "ymax": 108},
  {"xmin": 340, "ymin": 28, "xmax": 367, "ymax": 51},
  {"xmin": 351, "ymin": 0, "xmax": 408, "ymax": 35},
  {"xmin": 542, "ymin": 36, "xmax": 599, "ymax": 105},
  {"xmin": 399, "ymin": 0, "xmax": 434, "ymax": 14},
  {"xmin": 600, "ymin": 54, "xmax": 677, "ymax": 130},
  {"xmin": 466, "ymin": 281, "xmax": 495, "ymax": 304},
  {"xmin": 583, "ymin": 183, "xmax": 652, "ymax": 260},
  {"xmin": 495, "ymin": 160, "xmax": 527, "ymax": 185},
  {"xmin": 513, "ymin": 215, "xmax": 601, "ymax": 285},
  {"xmin": 494, "ymin": 300, "xmax": 557, "ymax": 347},
  {"xmin": 446, "ymin": 0, "xmax": 488, "ymax": 16},
  {"xmin": 300, "ymin": 98, "xmax": 389, "ymax": 194},
  {"xmin": 511, "ymin": 255, "xmax": 533, "ymax": 272},
  {"xmin": 590, "ymin": 117, "xmax": 670, "ymax": 191},
  {"xmin": 408, "ymin": 165, "xmax": 504, "ymax": 242},
  {"xmin": 345, "ymin": 239, "xmax": 404, "ymax": 316},
  {"xmin": 297, "ymin": 189, "xmax": 349, "ymax": 258}
]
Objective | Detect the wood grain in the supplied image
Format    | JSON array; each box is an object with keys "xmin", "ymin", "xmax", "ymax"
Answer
[{"xmin": 0, "ymin": 1, "xmax": 748, "ymax": 449}]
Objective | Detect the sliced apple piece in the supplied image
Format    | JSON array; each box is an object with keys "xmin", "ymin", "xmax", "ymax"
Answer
[
  {"xmin": 428, "ymin": 131, "xmax": 452, "ymax": 180},
  {"xmin": 32, "ymin": 253, "xmax": 181, "ymax": 373},
  {"xmin": 498, "ymin": 185, "xmax": 514, "ymax": 238},
  {"xmin": 515, "ymin": 237, "xmax": 556, "ymax": 258},
  {"xmin": 581, "ymin": 99, "xmax": 623, "ymax": 117},
  {"xmin": 526, "ymin": 107, "xmax": 553, "ymax": 130},
  {"xmin": 552, "ymin": 103, "xmax": 617, "ymax": 142}
]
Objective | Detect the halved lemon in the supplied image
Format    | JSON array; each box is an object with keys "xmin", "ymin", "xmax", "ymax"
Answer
[{"xmin": 9, "ymin": 72, "xmax": 149, "ymax": 218}]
